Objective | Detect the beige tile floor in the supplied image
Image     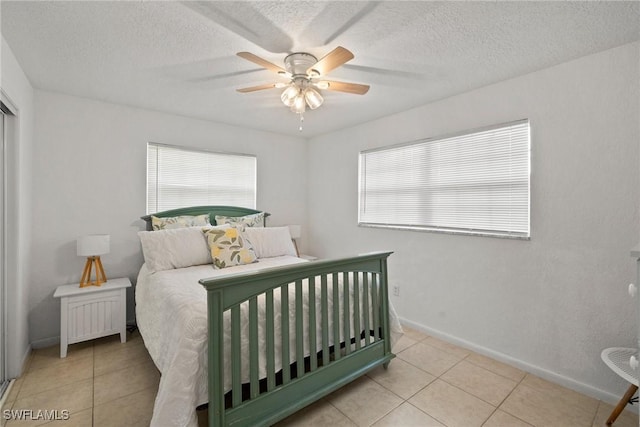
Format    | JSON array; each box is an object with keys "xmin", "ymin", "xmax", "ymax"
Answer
[{"xmin": 1, "ymin": 326, "xmax": 638, "ymax": 427}]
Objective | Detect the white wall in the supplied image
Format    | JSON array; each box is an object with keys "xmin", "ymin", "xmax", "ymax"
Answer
[
  {"xmin": 29, "ymin": 91, "xmax": 307, "ymax": 345},
  {"xmin": 307, "ymin": 41, "xmax": 640, "ymax": 403},
  {"xmin": 1, "ymin": 37, "xmax": 34, "ymax": 377}
]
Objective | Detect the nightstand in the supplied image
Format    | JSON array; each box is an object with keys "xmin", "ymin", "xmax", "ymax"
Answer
[{"xmin": 53, "ymin": 277, "xmax": 131, "ymax": 358}]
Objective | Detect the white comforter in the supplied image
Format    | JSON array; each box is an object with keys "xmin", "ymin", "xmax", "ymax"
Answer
[{"xmin": 136, "ymin": 256, "xmax": 402, "ymax": 427}]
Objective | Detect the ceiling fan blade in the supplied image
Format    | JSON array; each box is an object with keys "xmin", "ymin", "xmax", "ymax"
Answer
[
  {"xmin": 322, "ymin": 80, "xmax": 370, "ymax": 95},
  {"xmin": 237, "ymin": 52, "xmax": 286, "ymax": 75},
  {"xmin": 308, "ymin": 46, "xmax": 354, "ymax": 76},
  {"xmin": 236, "ymin": 83, "xmax": 278, "ymax": 93}
]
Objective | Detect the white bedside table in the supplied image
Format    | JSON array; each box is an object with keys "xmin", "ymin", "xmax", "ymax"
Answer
[{"xmin": 53, "ymin": 277, "xmax": 131, "ymax": 358}]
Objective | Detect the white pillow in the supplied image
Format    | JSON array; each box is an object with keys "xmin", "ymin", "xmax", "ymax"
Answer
[
  {"xmin": 138, "ymin": 226, "xmax": 227, "ymax": 273},
  {"xmin": 244, "ymin": 226, "xmax": 297, "ymax": 258}
]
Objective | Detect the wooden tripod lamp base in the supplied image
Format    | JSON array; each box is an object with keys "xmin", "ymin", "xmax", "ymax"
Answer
[
  {"xmin": 80, "ymin": 256, "xmax": 107, "ymax": 287},
  {"xmin": 77, "ymin": 234, "xmax": 110, "ymax": 288}
]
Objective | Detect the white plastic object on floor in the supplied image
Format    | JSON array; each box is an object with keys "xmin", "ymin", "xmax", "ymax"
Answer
[{"xmin": 601, "ymin": 347, "xmax": 639, "ymax": 386}]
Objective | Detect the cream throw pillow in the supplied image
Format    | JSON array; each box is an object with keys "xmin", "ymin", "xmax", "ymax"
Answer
[
  {"xmin": 139, "ymin": 226, "xmax": 214, "ymax": 273},
  {"xmin": 243, "ymin": 227, "xmax": 297, "ymax": 258}
]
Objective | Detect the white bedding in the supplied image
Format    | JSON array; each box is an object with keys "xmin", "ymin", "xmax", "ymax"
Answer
[{"xmin": 136, "ymin": 256, "xmax": 402, "ymax": 427}]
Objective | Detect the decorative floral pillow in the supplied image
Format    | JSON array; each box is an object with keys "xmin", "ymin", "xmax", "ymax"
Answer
[
  {"xmin": 215, "ymin": 212, "xmax": 265, "ymax": 228},
  {"xmin": 205, "ymin": 226, "xmax": 258, "ymax": 269},
  {"xmin": 152, "ymin": 214, "xmax": 210, "ymax": 231}
]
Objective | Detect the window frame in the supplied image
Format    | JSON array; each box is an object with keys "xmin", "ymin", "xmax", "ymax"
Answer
[
  {"xmin": 358, "ymin": 119, "xmax": 531, "ymax": 239},
  {"xmin": 146, "ymin": 142, "xmax": 257, "ymax": 214}
]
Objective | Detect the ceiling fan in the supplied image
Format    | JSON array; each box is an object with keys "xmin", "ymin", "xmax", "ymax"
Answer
[{"xmin": 236, "ymin": 46, "xmax": 369, "ymax": 129}]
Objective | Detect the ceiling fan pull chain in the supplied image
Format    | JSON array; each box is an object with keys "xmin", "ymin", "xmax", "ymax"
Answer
[{"xmin": 299, "ymin": 114, "xmax": 304, "ymax": 132}]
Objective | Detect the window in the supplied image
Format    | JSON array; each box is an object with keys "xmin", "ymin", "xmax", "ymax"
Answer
[
  {"xmin": 358, "ymin": 120, "xmax": 530, "ymax": 238},
  {"xmin": 147, "ymin": 143, "xmax": 257, "ymax": 214}
]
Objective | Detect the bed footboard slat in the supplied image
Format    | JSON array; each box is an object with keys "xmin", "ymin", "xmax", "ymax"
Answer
[
  {"xmin": 372, "ymin": 274, "xmax": 380, "ymax": 341},
  {"xmin": 363, "ymin": 273, "xmax": 370, "ymax": 346},
  {"xmin": 280, "ymin": 284, "xmax": 291, "ymax": 385},
  {"xmin": 308, "ymin": 276, "xmax": 318, "ymax": 371},
  {"xmin": 294, "ymin": 279, "xmax": 304, "ymax": 379},
  {"xmin": 265, "ymin": 290, "xmax": 276, "ymax": 391},
  {"xmin": 353, "ymin": 273, "xmax": 361, "ymax": 351},
  {"xmin": 249, "ymin": 297, "xmax": 259, "ymax": 399},
  {"xmin": 332, "ymin": 274, "xmax": 341, "ymax": 361},
  {"xmin": 231, "ymin": 306, "xmax": 242, "ymax": 407},
  {"xmin": 343, "ymin": 272, "xmax": 351, "ymax": 356},
  {"xmin": 320, "ymin": 275, "xmax": 330, "ymax": 367}
]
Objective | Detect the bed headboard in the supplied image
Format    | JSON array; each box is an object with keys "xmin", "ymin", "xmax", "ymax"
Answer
[{"xmin": 140, "ymin": 206, "xmax": 270, "ymax": 231}]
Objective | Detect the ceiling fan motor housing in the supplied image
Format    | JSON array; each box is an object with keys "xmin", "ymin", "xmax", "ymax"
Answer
[{"xmin": 284, "ymin": 52, "xmax": 318, "ymax": 78}]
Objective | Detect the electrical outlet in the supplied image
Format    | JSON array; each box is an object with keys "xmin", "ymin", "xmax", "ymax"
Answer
[{"xmin": 393, "ymin": 286, "xmax": 400, "ymax": 297}]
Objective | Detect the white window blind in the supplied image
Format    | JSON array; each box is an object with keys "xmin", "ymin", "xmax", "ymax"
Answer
[
  {"xmin": 147, "ymin": 143, "xmax": 257, "ymax": 213},
  {"xmin": 359, "ymin": 120, "xmax": 530, "ymax": 238}
]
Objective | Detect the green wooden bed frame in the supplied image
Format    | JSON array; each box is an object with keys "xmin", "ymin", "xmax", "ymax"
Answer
[{"xmin": 141, "ymin": 206, "xmax": 395, "ymax": 427}]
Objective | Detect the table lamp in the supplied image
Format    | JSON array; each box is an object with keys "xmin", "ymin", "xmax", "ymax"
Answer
[
  {"xmin": 77, "ymin": 234, "xmax": 110, "ymax": 287},
  {"xmin": 288, "ymin": 225, "xmax": 301, "ymax": 257}
]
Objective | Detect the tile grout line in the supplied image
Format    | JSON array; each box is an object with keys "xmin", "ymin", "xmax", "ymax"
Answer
[
  {"xmin": 325, "ymin": 398, "xmax": 360, "ymax": 426},
  {"xmin": 364, "ymin": 358, "xmax": 448, "ymax": 424},
  {"xmin": 488, "ymin": 372, "xmax": 532, "ymax": 426},
  {"xmin": 590, "ymin": 401, "xmax": 603, "ymax": 427},
  {"xmin": 434, "ymin": 358, "xmax": 500, "ymax": 426},
  {"xmin": 388, "ymin": 345, "xmax": 487, "ymax": 426},
  {"xmin": 462, "ymin": 353, "xmax": 527, "ymax": 384}
]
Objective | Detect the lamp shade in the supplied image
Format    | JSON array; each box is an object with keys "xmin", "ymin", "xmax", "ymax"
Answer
[
  {"xmin": 77, "ymin": 235, "xmax": 110, "ymax": 256},
  {"xmin": 291, "ymin": 94, "xmax": 306, "ymax": 114},
  {"xmin": 304, "ymin": 88, "xmax": 323, "ymax": 110},
  {"xmin": 288, "ymin": 225, "xmax": 301, "ymax": 240},
  {"xmin": 281, "ymin": 85, "xmax": 298, "ymax": 107}
]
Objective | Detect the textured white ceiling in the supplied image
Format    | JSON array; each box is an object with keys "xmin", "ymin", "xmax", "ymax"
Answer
[{"xmin": 2, "ymin": 1, "xmax": 639, "ymax": 138}]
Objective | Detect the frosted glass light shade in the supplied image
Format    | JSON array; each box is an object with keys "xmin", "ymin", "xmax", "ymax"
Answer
[
  {"xmin": 77, "ymin": 235, "xmax": 110, "ymax": 256},
  {"xmin": 305, "ymin": 88, "xmax": 323, "ymax": 109},
  {"xmin": 288, "ymin": 225, "xmax": 301, "ymax": 239},
  {"xmin": 281, "ymin": 85, "xmax": 298, "ymax": 107},
  {"xmin": 291, "ymin": 94, "xmax": 306, "ymax": 113}
]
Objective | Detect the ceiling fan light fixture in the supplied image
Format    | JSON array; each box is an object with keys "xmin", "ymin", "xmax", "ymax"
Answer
[
  {"xmin": 281, "ymin": 85, "xmax": 298, "ymax": 107},
  {"xmin": 235, "ymin": 47, "xmax": 367, "ymax": 129},
  {"xmin": 305, "ymin": 87, "xmax": 323, "ymax": 110},
  {"xmin": 291, "ymin": 93, "xmax": 306, "ymax": 114}
]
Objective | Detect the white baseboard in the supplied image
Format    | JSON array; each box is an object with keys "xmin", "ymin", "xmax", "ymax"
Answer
[
  {"xmin": 19, "ymin": 344, "xmax": 31, "ymax": 377},
  {"xmin": 399, "ymin": 317, "xmax": 638, "ymax": 413}
]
